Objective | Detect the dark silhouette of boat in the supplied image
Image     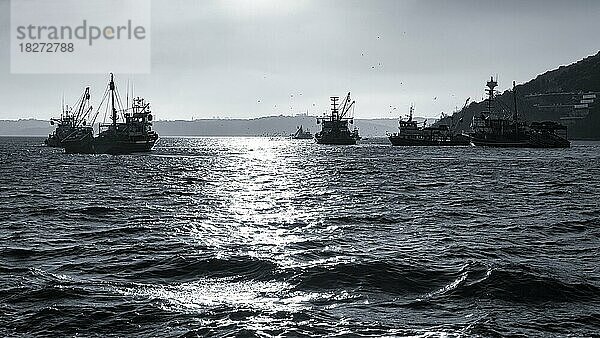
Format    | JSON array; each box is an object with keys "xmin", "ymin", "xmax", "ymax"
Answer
[
  {"xmin": 62, "ymin": 74, "xmax": 159, "ymax": 154},
  {"xmin": 45, "ymin": 88, "xmax": 93, "ymax": 147},
  {"xmin": 469, "ymin": 77, "xmax": 570, "ymax": 148},
  {"xmin": 315, "ymin": 93, "xmax": 360, "ymax": 145},
  {"xmin": 292, "ymin": 125, "xmax": 312, "ymax": 139},
  {"xmin": 388, "ymin": 105, "xmax": 469, "ymax": 146}
]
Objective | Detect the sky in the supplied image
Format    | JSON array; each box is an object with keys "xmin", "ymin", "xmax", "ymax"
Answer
[{"xmin": 0, "ymin": 0, "xmax": 599, "ymax": 120}]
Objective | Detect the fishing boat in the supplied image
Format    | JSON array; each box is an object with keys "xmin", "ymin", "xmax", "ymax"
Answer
[
  {"xmin": 315, "ymin": 93, "xmax": 360, "ymax": 145},
  {"xmin": 388, "ymin": 105, "xmax": 469, "ymax": 146},
  {"xmin": 62, "ymin": 73, "xmax": 159, "ymax": 154},
  {"xmin": 469, "ymin": 77, "xmax": 570, "ymax": 148},
  {"xmin": 291, "ymin": 125, "xmax": 313, "ymax": 139},
  {"xmin": 45, "ymin": 88, "xmax": 93, "ymax": 147}
]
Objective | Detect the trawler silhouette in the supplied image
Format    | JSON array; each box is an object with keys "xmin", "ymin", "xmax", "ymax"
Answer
[
  {"xmin": 315, "ymin": 93, "xmax": 360, "ymax": 145},
  {"xmin": 62, "ymin": 74, "xmax": 159, "ymax": 154},
  {"xmin": 468, "ymin": 77, "xmax": 570, "ymax": 148}
]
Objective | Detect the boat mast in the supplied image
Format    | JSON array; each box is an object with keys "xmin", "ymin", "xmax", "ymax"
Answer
[
  {"xmin": 512, "ymin": 81, "xmax": 518, "ymax": 122},
  {"xmin": 513, "ymin": 81, "xmax": 519, "ymax": 140},
  {"xmin": 74, "ymin": 87, "xmax": 89, "ymax": 125},
  {"xmin": 110, "ymin": 73, "xmax": 116, "ymax": 130}
]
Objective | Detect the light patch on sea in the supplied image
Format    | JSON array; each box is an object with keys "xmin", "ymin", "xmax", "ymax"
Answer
[{"xmin": 118, "ymin": 277, "xmax": 321, "ymax": 313}]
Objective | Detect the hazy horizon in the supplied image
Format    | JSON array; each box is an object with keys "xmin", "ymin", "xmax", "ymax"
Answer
[
  {"xmin": 0, "ymin": 114, "xmax": 420, "ymax": 122},
  {"xmin": 1, "ymin": 0, "xmax": 599, "ymax": 120}
]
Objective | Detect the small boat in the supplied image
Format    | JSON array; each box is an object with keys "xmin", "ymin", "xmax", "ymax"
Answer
[
  {"xmin": 45, "ymin": 88, "xmax": 93, "ymax": 147},
  {"xmin": 469, "ymin": 77, "xmax": 570, "ymax": 148},
  {"xmin": 63, "ymin": 73, "xmax": 159, "ymax": 154},
  {"xmin": 315, "ymin": 93, "xmax": 360, "ymax": 145},
  {"xmin": 292, "ymin": 125, "xmax": 312, "ymax": 139},
  {"xmin": 388, "ymin": 105, "xmax": 469, "ymax": 146}
]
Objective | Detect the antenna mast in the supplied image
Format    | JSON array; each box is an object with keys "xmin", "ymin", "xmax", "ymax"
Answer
[
  {"xmin": 486, "ymin": 76, "xmax": 498, "ymax": 114},
  {"xmin": 330, "ymin": 96, "xmax": 339, "ymax": 120},
  {"xmin": 126, "ymin": 79, "xmax": 129, "ymax": 111}
]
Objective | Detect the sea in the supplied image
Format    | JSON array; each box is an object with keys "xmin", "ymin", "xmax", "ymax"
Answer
[{"xmin": 1, "ymin": 136, "xmax": 599, "ymax": 337}]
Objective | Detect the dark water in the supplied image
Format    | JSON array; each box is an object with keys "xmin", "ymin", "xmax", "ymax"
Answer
[{"xmin": 1, "ymin": 136, "xmax": 599, "ymax": 337}]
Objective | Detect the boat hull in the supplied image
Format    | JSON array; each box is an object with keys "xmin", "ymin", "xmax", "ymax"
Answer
[
  {"xmin": 469, "ymin": 134, "xmax": 570, "ymax": 148},
  {"xmin": 64, "ymin": 140, "xmax": 157, "ymax": 154},
  {"xmin": 388, "ymin": 135, "xmax": 469, "ymax": 146},
  {"xmin": 469, "ymin": 139, "xmax": 530, "ymax": 147},
  {"xmin": 44, "ymin": 136, "xmax": 62, "ymax": 147},
  {"xmin": 64, "ymin": 134, "xmax": 158, "ymax": 154},
  {"xmin": 315, "ymin": 136, "xmax": 357, "ymax": 145}
]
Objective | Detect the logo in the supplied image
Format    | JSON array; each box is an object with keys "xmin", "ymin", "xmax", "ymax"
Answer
[{"xmin": 10, "ymin": 0, "xmax": 151, "ymax": 74}]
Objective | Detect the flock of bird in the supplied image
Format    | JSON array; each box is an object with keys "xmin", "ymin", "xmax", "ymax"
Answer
[{"xmin": 253, "ymin": 32, "xmax": 459, "ymax": 120}]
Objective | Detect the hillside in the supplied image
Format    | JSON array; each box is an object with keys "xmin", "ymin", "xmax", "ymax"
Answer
[{"xmin": 437, "ymin": 51, "xmax": 600, "ymax": 139}]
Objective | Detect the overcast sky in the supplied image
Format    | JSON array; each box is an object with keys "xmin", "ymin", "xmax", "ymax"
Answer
[{"xmin": 0, "ymin": 0, "xmax": 599, "ymax": 120}]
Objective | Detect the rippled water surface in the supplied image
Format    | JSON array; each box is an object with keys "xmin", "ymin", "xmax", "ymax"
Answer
[{"xmin": 1, "ymin": 136, "xmax": 599, "ymax": 337}]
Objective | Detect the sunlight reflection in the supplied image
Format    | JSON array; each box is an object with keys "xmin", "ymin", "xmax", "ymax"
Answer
[
  {"xmin": 121, "ymin": 277, "xmax": 319, "ymax": 313},
  {"xmin": 174, "ymin": 137, "xmax": 335, "ymax": 268},
  {"xmin": 167, "ymin": 137, "xmax": 360, "ymax": 273}
]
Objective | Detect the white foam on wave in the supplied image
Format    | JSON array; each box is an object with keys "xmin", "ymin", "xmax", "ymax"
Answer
[{"xmin": 118, "ymin": 277, "xmax": 320, "ymax": 313}]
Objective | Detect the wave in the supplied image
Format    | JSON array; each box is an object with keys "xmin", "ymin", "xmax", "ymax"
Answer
[
  {"xmin": 24, "ymin": 205, "xmax": 121, "ymax": 217},
  {"xmin": 1, "ymin": 247, "xmax": 37, "ymax": 258},
  {"xmin": 545, "ymin": 218, "xmax": 599, "ymax": 233},
  {"xmin": 446, "ymin": 265, "xmax": 600, "ymax": 303},
  {"xmin": 415, "ymin": 182, "xmax": 449, "ymax": 188},
  {"xmin": 328, "ymin": 214, "xmax": 411, "ymax": 225},
  {"xmin": 26, "ymin": 206, "xmax": 62, "ymax": 216},
  {"xmin": 73, "ymin": 225, "xmax": 152, "ymax": 240},
  {"xmin": 1, "ymin": 246, "xmax": 84, "ymax": 260},
  {"xmin": 128, "ymin": 256, "xmax": 279, "ymax": 282},
  {"xmin": 75, "ymin": 206, "xmax": 119, "ymax": 215},
  {"xmin": 294, "ymin": 260, "xmax": 600, "ymax": 303},
  {"xmin": 295, "ymin": 260, "xmax": 455, "ymax": 294},
  {"xmin": 534, "ymin": 189, "xmax": 571, "ymax": 197}
]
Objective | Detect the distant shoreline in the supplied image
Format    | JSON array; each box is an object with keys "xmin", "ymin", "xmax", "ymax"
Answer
[
  {"xmin": 0, "ymin": 116, "xmax": 430, "ymax": 138},
  {"xmin": 0, "ymin": 115, "xmax": 410, "ymax": 123}
]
